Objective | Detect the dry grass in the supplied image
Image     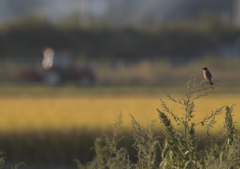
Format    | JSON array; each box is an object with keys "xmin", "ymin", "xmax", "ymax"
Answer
[
  {"xmin": 1, "ymin": 56, "xmax": 240, "ymax": 87},
  {"xmin": 95, "ymin": 57, "xmax": 240, "ymax": 86},
  {"xmin": 0, "ymin": 93, "xmax": 239, "ymax": 133}
]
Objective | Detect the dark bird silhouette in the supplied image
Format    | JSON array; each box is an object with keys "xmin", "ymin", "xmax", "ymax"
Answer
[{"xmin": 202, "ymin": 67, "xmax": 213, "ymax": 85}]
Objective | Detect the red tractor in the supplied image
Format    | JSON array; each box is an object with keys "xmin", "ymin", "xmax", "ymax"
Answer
[{"xmin": 21, "ymin": 48, "xmax": 96, "ymax": 87}]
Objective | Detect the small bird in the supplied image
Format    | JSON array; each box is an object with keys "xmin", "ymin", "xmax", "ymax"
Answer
[{"xmin": 202, "ymin": 67, "xmax": 213, "ymax": 85}]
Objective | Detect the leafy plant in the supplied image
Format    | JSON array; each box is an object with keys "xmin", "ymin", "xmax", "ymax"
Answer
[
  {"xmin": 75, "ymin": 113, "xmax": 132, "ymax": 169},
  {"xmin": 131, "ymin": 116, "xmax": 159, "ymax": 169},
  {"xmin": 158, "ymin": 73, "xmax": 227, "ymax": 169},
  {"xmin": 76, "ymin": 73, "xmax": 239, "ymax": 169}
]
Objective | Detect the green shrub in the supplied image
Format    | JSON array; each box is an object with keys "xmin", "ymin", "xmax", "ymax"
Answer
[{"xmin": 75, "ymin": 74, "xmax": 239, "ymax": 169}]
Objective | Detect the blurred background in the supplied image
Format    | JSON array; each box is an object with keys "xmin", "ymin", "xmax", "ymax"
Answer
[
  {"xmin": 0, "ymin": 0, "xmax": 240, "ymax": 169},
  {"xmin": 0, "ymin": 0, "xmax": 240, "ymax": 87}
]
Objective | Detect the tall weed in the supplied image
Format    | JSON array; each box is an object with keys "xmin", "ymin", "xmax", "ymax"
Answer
[{"xmin": 76, "ymin": 73, "xmax": 239, "ymax": 169}]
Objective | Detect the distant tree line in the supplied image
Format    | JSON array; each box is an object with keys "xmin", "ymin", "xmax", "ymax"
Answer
[{"xmin": 0, "ymin": 15, "xmax": 239, "ymax": 60}]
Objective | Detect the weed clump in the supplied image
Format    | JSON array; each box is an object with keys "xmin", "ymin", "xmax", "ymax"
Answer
[{"xmin": 76, "ymin": 74, "xmax": 239, "ymax": 169}]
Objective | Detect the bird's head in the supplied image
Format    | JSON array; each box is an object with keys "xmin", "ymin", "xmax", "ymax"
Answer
[{"xmin": 202, "ymin": 67, "xmax": 208, "ymax": 71}]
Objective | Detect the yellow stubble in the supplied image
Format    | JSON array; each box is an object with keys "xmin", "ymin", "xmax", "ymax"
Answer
[{"xmin": 0, "ymin": 94, "xmax": 238, "ymax": 132}]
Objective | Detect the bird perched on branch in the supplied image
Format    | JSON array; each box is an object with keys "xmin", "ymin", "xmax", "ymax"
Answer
[{"xmin": 202, "ymin": 67, "xmax": 213, "ymax": 85}]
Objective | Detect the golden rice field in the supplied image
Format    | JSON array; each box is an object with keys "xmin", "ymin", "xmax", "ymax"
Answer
[{"xmin": 0, "ymin": 91, "xmax": 239, "ymax": 133}]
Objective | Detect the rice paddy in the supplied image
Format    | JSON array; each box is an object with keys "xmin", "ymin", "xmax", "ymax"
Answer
[
  {"xmin": 0, "ymin": 87, "xmax": 239, "ymax": 133},
  {"xmin": 0, "ymin": 86, "xmax": 239, "ymax": 167}
]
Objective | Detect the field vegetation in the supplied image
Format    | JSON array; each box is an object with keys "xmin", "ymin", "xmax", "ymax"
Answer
[
  {"xmin": 74, "ymin": 74, "xmax": 240, "ymax": 168},
  {"xmin": 0, "ymin": 12, "xmax": 239, "ymax": 169},
  {"xmin": 1, "ymin": 56, "xmax": 240, "ymax": 87},
  {"xmin": 0, "ymin": 74, "xmax": 239, "ymax": 168},
  {"xmin": 0, "ymin": 90, "xmax": 239, "ymax": 132}
]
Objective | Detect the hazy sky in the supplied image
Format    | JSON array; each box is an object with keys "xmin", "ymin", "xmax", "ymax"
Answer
[
  {"xmin": 0, "ymin": 0, "xmax": 235, "ymax": 25},
  {"xmin": 0, "ymin": 0, "xmax": 109, "ymax": 23}
]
